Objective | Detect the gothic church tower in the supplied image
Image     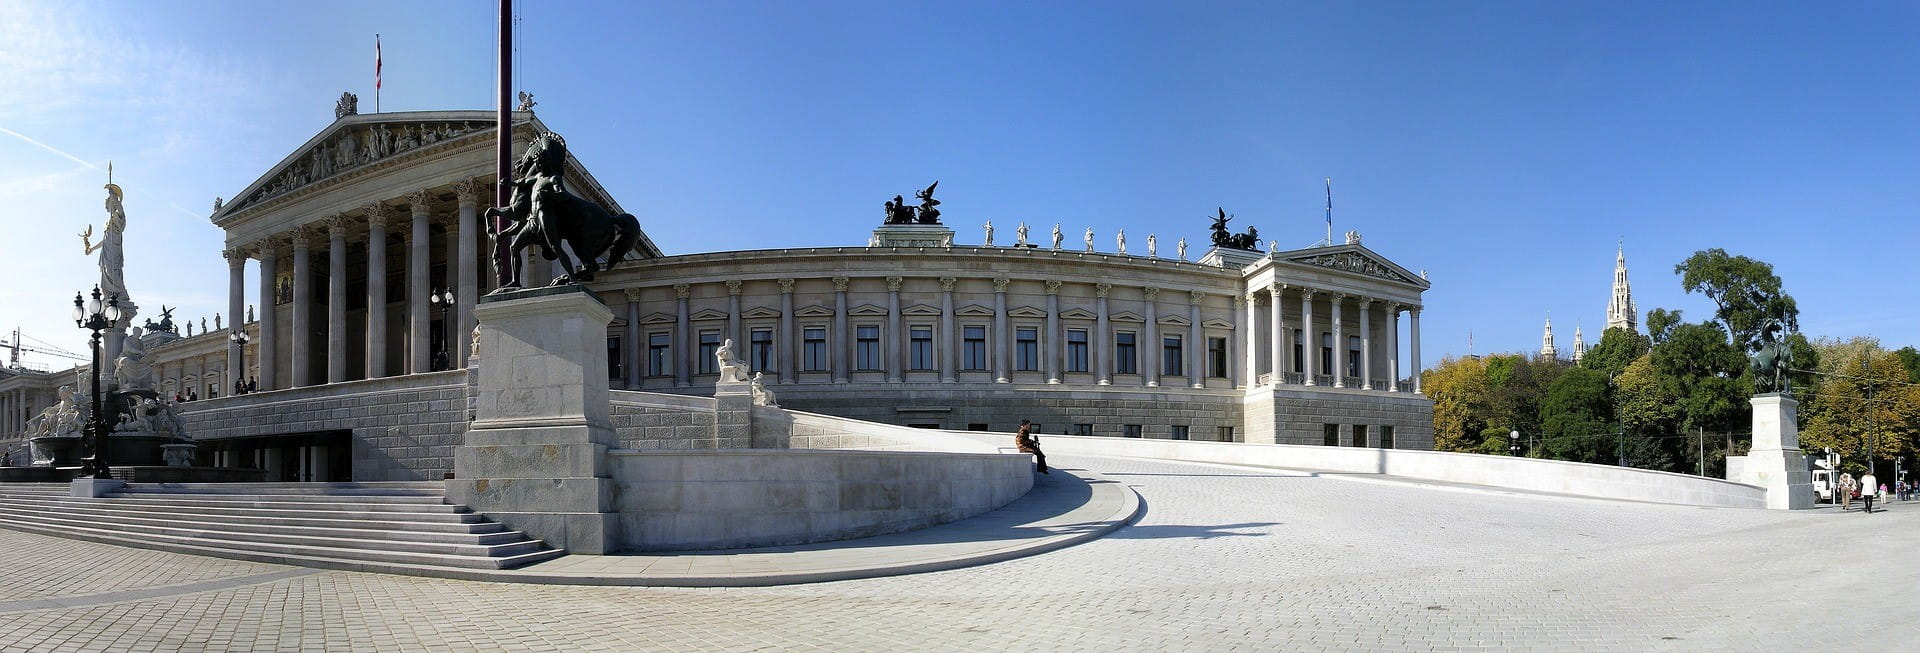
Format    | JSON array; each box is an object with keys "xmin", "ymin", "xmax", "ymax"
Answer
[
  {"xmin": 1606, "ymin": 244, "xmax": 1637, "ymax": 332},
  {"xmin": 1540, "ymin": 316, "xmax": 1557, "ymax": 359}
]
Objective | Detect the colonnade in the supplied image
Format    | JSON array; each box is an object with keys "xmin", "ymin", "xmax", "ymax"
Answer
[
  {"xmin": 0, "ymin": 387, "xmax": 51, "ymax": 439},
  {"xmin": 1241, "ymin": 283, "xmax": 1421, "ymax": 393},
  {"xmin": 231, "ymin": 179, "xmax": 482, "ymax": 390}
]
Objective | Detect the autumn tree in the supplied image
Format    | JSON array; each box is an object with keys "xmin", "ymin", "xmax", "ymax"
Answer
[{"xmin": 1674, "ymin": 248, "xmax": 1800, "ymax": 354}]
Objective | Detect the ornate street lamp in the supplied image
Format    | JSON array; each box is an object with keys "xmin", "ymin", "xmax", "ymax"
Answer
[
  {"xmin": 1509, "ymin": 430, "xmax": 1521, "ymax": 456},
  {"xmin": 73, "ymin": 286, "xmax": 120, "ymax": 478},
  {"xmin": 229, "ymin": 330, "xmax": 249, "ymax": 394},
  {"xmin": 430, "ymin": 289, "xmax": 455, "ymax": 371}
]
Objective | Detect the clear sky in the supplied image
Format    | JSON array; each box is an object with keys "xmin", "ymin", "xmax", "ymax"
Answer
[{"xmin": 2, "ymin": 0, "xmax": 1916, "ymax": 371}]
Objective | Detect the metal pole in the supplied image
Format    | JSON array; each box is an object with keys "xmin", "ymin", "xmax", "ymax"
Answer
[
  {"xmin": 86, "ymin": 329, "xmax": 105, "ymax": 478},
  {"xmin": 1698, "ymin": 427, "xmax": 1704, "ymax": 477},
  {"xmin": 493, "ymin": 0, "xmax": 515, "ymax": 289}
]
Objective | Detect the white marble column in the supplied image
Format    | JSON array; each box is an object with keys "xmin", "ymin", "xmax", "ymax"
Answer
[
  {"xmin": 290, "ymin": 229, "xmax": 313, "ymax": 387},
  {"xmin": 1410, "ymin": 306, "xmax": 1423, "ymax": 394},
  {"xmin": 453, "ymin": 180, "xmax": 479, "ymax": 366},
  {"xmin": 886, "ymin": 276, "xmax": 903, "ymax": 383},
  {"xmin": 407, "ymin": 190, "xmax": 432, "ymax": 375},
  {"xmin": 1143, "ymin": 287, "xmax": 1159, "ymax": 387},
  {"xmin": 778, "ymin": 279, "xmax": 795, "ymax": 384},
  {"xmin": 326, "ymin": 214, "xmax": 349, "ymax": 384},
  {"xmin": 1300, "ymin": 288, "xmax": 1316, "ymax": 386},
  {"xmin": 1235, "ymin": 293, "xmax": 1251, "ymax": 388},
  {"xmin": 1330, "ymin": 293, "xmax": 1345, "ymax": 388},
  {"xmin": 623, "ymin": 289, "xmax": 642, "ymax": 389},
  {"xmin": 1359, "ymin": 298, "xmax": 1374, "ymax": 390},
  {"xmin": 1269, "ymin": 284, "xmax": 1286, "ymax": 385},
  {"xmin": 224, "ymin": 247, "xmax": 245, "ymax": 386},
  {"xmin": 364, "ymin": 204, "xmax": 390, "ymax": 377},
  {"xmin": 1044, "ymin": 280, "xmax": 1062, "ymax": 384},
  {"xmin": 1388, "ymin": 304, "xmax": 1401, "ymax": 393},
  {"xmin": 257, "ymin": 243, "xmax": 278, "ymax": 391},
  {"xmin": 831, "ymin": 276, "xmax": 849, "ymax": 384},
  {"xmin": 725, "ymin": 280, "xmax": 743, "ymax": 358},
  {"xmin": 674, "ymin": 283, "xmax": 691, "ymax": 387},
  {"xmin": 992, "ymin": 278, "xmax": 1010, "ymax": 383},
  {"xmin": 1095, "ymin": 283, "xmax": 1112, "ymax": 386},
  {"xmin": 939, "ymin": 277, "xmax": 956, "ymax": 383},
  {"xmin": 1188, "ymin": 291, "xmax": 1204, "ymax": 388}
]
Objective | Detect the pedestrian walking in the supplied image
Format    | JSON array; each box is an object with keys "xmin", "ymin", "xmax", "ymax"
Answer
[
  {"xmin": 1015, "ymin": 419, "xmax": 1048, "ymax": 475},
  {"xmin": 1860, "ymin": 471, "xmax": 1878, "ymax": 514},
  {"xmin": 1839, "ymin": 472, "xmax": 1856, "ymax": 510}
]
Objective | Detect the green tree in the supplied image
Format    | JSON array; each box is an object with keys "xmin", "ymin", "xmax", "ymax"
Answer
[
  {"xmin": 1579, "ymin": 327, "xmax": 1650, "ymax": 378},
  {"xmin": 1538, "ymin": 367, "xmax": 1614, "ymax": 464},
  {"xmin": 1674, "ymin": 248, "xmax": 1799, "ymax": 354},
  {"xmin": 1894, "ymin": 346, "xmax": 1920, "ymax": 384},
  {"xmin": 1646, "ymin": 308, "xmax": 1683, "ymax": 346},
  {"xmin": 1648, "ymin": 320, "xmax": 1749, "ymax": 434},
  {"xmin": 1799, "ymin": 339, "xmax": 1920, "ymax": 471},
  {"xmin": 1425, "ymin": 356, "xmax": 1493, "ymax": 452}
]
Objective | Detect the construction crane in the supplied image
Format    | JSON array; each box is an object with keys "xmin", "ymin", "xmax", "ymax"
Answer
[{"xmin": 1, "ymin": 327, "xmax": 86, "ymax": 371}]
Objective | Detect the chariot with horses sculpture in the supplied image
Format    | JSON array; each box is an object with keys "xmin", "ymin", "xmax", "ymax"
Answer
[{"xmin": 485, "ymin": 131, "xmax": 643, "ymax": 292}]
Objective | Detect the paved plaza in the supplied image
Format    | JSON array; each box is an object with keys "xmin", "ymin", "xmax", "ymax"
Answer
[{"xmin": 0, "ymin": 455, "xmax": 1914, "ymax": 651}]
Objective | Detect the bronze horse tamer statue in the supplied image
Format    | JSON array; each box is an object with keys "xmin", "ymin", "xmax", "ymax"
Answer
[{"xmin": 486, "ymin": 132, "xmax": 642, "ymax": 291}]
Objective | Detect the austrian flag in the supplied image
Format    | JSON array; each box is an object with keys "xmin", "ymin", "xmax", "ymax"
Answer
[{"xmin": 375, "ymin": 34, "xmax": 382, "ymax": 91}]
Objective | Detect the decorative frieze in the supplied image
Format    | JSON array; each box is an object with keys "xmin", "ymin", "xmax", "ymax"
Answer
[{"xmin": 227, "ymin": 120, "xmax": 487, "ymax": 214}]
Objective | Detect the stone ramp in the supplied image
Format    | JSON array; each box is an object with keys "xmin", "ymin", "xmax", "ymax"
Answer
[{"xmin": 0, "ymin": 482, "xmax": 565, "ymax": 574}]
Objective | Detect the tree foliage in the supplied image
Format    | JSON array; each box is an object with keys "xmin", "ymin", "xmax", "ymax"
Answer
[
  {"xmin": 1425, "ymin": 356, "xmax": 1492, "ymax": 452},
  {"xmin": 1579, "ymin": 327, "xmax": 1650, "ymax": 378},
  {"xmin": 1674, "ymin": 248, "xmax": 1799, "ymax": 354},
  {"xmin": 1538, "ymin": 367, "xmax": 1614, "ymax": 464},
  {"xmin": 1798, "ymin": 338, "xmax": 1920, "ymax": 472}
]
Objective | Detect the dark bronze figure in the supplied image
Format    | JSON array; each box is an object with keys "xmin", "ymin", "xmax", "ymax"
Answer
[
  {"xmin": 1207, "ymin": 208, "xmax": 1261, "ymax": 251},
  {"xmin": 485, "ymin": 132, "xmax": 643, "ymax": 291},
  {"xmin": 915, "ymin": 180, "xmax": 942, "ymax": 224},
  {"xmin": 1749, "ymin": 291, "xmax": 1795, "ymax": 394}
]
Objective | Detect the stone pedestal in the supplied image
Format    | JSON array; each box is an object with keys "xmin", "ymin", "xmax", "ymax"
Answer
[
  {"xmin": 1742, "ymin": 393, "xmax": 1814, "ymax": 510},
  {"xmin": 71, "ymin": 478, "xmax": 123, "ymax": 498},
  {"xmin": 870, "ymin": 224, "xmax": 955, "ymax": 248},
  {"xmin": 1197, "ymin": 246, "xmax": 1266, "ymax": 269},
  {"xmin": 446, "ymin": 286, "xmax": 619, "ymax": 554},
  {"xmin": 715, "ymin": 379, "xmax": 753, "ymax": 449}
]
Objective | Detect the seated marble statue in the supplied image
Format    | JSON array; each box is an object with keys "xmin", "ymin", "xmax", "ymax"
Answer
[
  {"xmin": 716, "ymin": 338, "xmax": 749, "ymax": 383},
  {"xmin": 114, "ymin": 327, "xmax": 155, "ymax": 392},
  {"xmin": 750, "ymin": 372, "xmax": 777, "ymax": 407}
]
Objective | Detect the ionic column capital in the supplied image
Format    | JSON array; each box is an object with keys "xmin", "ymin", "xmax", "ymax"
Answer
[
  {"xmin": 1044, "ymin": 280, "xmax": 1062, "ymax": 295},
  {"xmin": 724, "ymin": 280, "xmax": 742, "ymax": 295},
  {"xmin": 623, "ymin": 288, "xmax": 644, "ymax": 302},
  {"xmin": 1188, "ymin": 290, "xmax": 1204, "ymax": 305},
  {"xmin": 831, "ymin": 276, "xmax": 849, "ymax": 292},
  {"xmin": 1095, "ymin": 282, "xmax": 1112, "ymax": 298},
  {"xmin": 885, "ymin": 276, "xmax": 904, "ymax": 291},
  {"xmin": 939, "ymin": 276, "xmax": 957, "ymax": 292},
  {"xmin": 673, "ymin": 283, "xmax": 691, "ymax": 300},
  {"xmin": 992, "ymin": 278, "xmax": 1010, "ymax": 293},
  {"xmin": 777, "ymin": 278, "xmax": 795, "ymax": 294},
  {"xmin": 1142, "ymin": 286, "xmax": 1160, "ymax": 300}
]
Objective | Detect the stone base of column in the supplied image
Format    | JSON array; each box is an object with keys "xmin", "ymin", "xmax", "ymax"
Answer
[{"xmin": 1741, "ymin": 393, "xmax": 1814, "ymax": 510}]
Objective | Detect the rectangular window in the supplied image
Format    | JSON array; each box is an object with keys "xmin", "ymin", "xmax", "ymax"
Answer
[
  {"xmin": 1217, "ymin": 426, "xmax": 1236, "ymax": 442},
  {"xmin": 1170, "ymin": 425, "xmax": 1189, "ymax": 441},
  {"xmin": 697, "ymin": 330, "xmax": 721, "ymax": 375},
  {"xmin": 607, "ymin": 336, "xmax": 622, "ymax": 380},
  {"xmin": 910, "ymin": 326, "xmax": 935, "ymax": 370},
  {"xmin": 751, "ymin": 329, "xmax": 774, "ymax": 372},
  {"xmin": 1123, "ymin": 424, "xmax": 1143, "ymax": 438},
  {"xmin": 1323, "ymin": 423, "xmax": 1339, "ymax": 447},
  {"xmin": 1016, "ymin": 327, "xmax": 1039, "ymax": 371},
  {"xmin": 856, "ymin": 325, "xmax": 882, "ymax": 370},
  {"xmin": 1115, "ymin": 332, "xmax": 1137, "ymax": 374},
  {"xmin": 1292, "ymin": 328, "xmax": 1305, "ymax": 373},
  {"xmin": 962, "ymin": 325, "xmax": 988, "ymax": 370},
  {"xmin": 1381, "ymin": 426, "xmax": 1395, "ymax": 449},
  {"xmin": 967, "ymin": 423, "xmax": 990, "ymax": 432},
  {"xmin": 1071, "ymin": 423, "xmax": 1093, "ymax": 436},
  {"xmin": 1207, "ymin": 337, "xmax": 1228, "ymax": 378},
  {"xmin": 802, "ymin": 327, "xmax": 828, "ymax": 372},
  {"xmin": 1066, "ymin": 329, "xmax": 1089, "ymax": 372},
  {"xmin": 1320, "ymin": 332, "xmax": 1334, "ymax": 376},
  {"xmin": 1347, "ymin": 335, "xmax": 1362, "ymax": 377},
  {"xmin": 1353, "ymin": 425, "xmax": 1369, "ymax": 448},
  {"xmin": 1162, "ymin": 335, "xmax": 1184, "ymax": 377},
  {"xmin": 648, "ymin": 332, "xmax": 671, "ymax": 376}
]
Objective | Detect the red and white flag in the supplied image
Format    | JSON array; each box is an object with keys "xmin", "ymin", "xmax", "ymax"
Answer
[{"xmin": 375, "ymin": 34, "xmax": 383, "ymax": 91}]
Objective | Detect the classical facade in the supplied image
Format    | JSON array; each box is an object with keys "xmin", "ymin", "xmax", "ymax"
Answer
[{"xmin": 2, "ymin": 103, "xmax": 1434, "ymax": 480}]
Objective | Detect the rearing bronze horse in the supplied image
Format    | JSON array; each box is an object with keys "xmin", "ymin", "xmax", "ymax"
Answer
[{"xmin": 485, "ymin": 132, "xmax": 642, "ymax": 291}]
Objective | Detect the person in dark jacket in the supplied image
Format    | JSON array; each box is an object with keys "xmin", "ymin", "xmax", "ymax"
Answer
[{"xmin": 1015, "ymin": 419, "xmax": 1048, "ymax": 474}]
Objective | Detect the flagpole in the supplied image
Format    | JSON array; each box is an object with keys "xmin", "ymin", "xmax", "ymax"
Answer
[{"xmin": 494, "ymin": 0, "xmax": 514, "ymax": 288}]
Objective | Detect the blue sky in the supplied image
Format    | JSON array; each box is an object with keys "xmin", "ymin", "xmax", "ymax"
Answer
[{"xmin": 3, "ymin": 1, "xmax": 1916, "ymax": 370}]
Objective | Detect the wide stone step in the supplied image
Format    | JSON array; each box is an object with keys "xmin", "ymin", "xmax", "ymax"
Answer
[
  {"xmin": 0, "ymin": 505, "xmax": 516, "ymax": 544},
  {"xmin": 79, "ymin": 495, "xmax": 469, "ymax": 513},
  {"xmin": 0, "ymin": 494, "xmax": 486, "ymax": 524},
  {"xmin": 0, "ymin": 510, "xmax": 548, "ymax": 559},
  {"xmin": 0, "ymin": 519, "xmax": 563, "ymax": 571},
  {"xmin": 112, "ymin": 491, "xmax": 448, "ymax": 504},
  {"xmin": 120, "ymin": 482, "xmax": 446, "ymax": 497}
]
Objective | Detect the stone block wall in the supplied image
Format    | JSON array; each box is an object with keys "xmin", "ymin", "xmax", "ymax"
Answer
[
  {"xmin": 771, "ymin": 383, "xmax": 1245, "ymax": 442},
  {"xmin": 176, "ymin": 371, "xmax": 469, "ymax": 481},
  {"xmin": 1264, "ymin": 387, "xmax": 1434, "ymax": 449}
]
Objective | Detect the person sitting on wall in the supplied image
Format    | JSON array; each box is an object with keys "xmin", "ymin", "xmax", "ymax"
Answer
[{"xmin": 1015, "ymin": 419, "xmax": 1048, "ymax": 475}]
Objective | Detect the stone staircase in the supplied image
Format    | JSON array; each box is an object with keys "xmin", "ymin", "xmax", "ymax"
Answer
[{"xmin": 0, "ymin": 482, "xmax": 565, "ymax": 574}]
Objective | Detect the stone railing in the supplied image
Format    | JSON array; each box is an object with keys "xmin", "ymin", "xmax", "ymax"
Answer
[
  {"xmin": 1313, "ymin": 374, "xmax": 1334, "ymax": 386},
  {"xmin": 1256, "ymin": 373, "xmax": 1273, "ymax": 386},
  {"xmin": 1283, "ymin": 372, "xmax": 1304, "ymax": 384}
]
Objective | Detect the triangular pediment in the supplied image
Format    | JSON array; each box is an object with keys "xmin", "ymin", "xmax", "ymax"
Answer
[
  {"xmin": 640, "ymin": 312, "xmax": 676, "ymax": 325},
  {"xmin": 901, "ymin": 303, "xmax": 942, "ymax": 317},
  {"xmin": 793, "ymin": 305, "xmax": 835, "ymax": 318},
  {"xmin": 1007, "ymin": 306, "xmax": 1048, "ymax": 319},
  {"xmin": 1279, "ymin": 244, "xmax": 1426, "ymax": 287},
  {"xmin": 955, "ymin": 304, "xmax": 995, "ymax": 317},
  {"xmin": 1202, "ymin": 318, "xmax": 1234, "ymax": 329},
  {"xmin": 213, "ymin": 111, "xmax": 503, "ymax": 219},
  {"xmin": 1109, "ymin": 311, "xmax": 1144, "ymax": 323},
  {"xmin": 741, "ymin": 306, "xmax": 781, "ymax": 319},
  {"xmin": 848, "ymin": 304, "xmax": 889, "ymax": 317},
  {"xmin": 1059, "ymin": 308, "xmax": 1096, "ymax": 320},
  {"xmin": 1157, "ymin": 314, "xmax": 1191, "ymax": 327},
  {"xmin": 689, "ymin": 308, "xmax": 728, "ymax": 321}
]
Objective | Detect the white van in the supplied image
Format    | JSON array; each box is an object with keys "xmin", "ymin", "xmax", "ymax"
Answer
[{"xmin": 1811, "ymin": 469, "xmax": 1833, "ymax": 502}]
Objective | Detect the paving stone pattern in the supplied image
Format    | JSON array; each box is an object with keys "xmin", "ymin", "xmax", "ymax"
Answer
[{"xmin": 0, "ymin": 455, "xmax": 1914, "ymax": 651}]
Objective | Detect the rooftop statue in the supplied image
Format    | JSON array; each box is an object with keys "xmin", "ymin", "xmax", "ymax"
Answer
[
  {"xmin": 914, "ymin": 181, "xmax": 941, "ymax": 224},
  {"xmin": 144, "ymin": 305, "xmax": 177, "ymax": 334},
  {"xmin": 486, "ymin": 131, "xmax": 643, "ymax": 291},
  {"xmin": 1205, "ymin": 208, "xmax": 1262, "ymax": 251},
  {"xmin": 881, "ymin": 181, "xmax": 944, "ymax": 225}
]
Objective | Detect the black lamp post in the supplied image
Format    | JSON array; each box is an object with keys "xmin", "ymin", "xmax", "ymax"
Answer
[
  {"xmin": 73, "ymin": 286, "xmax": 121, "ymax": 478},
  {"xmin": 230, "ymin": 330, "xmax": 249, "ymax": 394},
  {"xmin": 430, "ymin": 288, "xmax": 454, "ymax": 370},
  {"xmin": 1509, "ymin": 429, "xmax": 1521, "ymax": 456}
]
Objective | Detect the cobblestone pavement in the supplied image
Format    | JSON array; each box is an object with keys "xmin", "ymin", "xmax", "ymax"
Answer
[{"xmin": 1, "ymin": 455, "xmax": 1914, "ymax": 652}]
